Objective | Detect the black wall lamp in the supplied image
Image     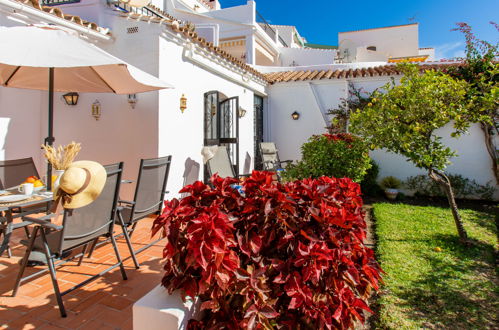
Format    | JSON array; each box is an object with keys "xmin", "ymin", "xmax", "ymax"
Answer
[
  {"xmin": 63, "ymin": 92, "xmax": 79, "ymax": 106},
  {"xmin": 291, "ymin": 111, "xmax": 300, "ymax": 120}
]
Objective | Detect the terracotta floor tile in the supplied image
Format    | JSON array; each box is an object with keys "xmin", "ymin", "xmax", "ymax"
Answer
[
  {"xmin": 92, "ymin": 306, "xmax": 130, "ymax": 327},
  {"xmin": 6, "ymin": 312, "xmax": 46, "ymax": 329},
  {"xmin": 99, "ymin": 294, "xmax": 133, "ymax": 311},
  {"xmin": 76, "ymin": 319, "xmax": 116, "ymax": 330},
  {"xmin": 37, "ymin": 324, "xmax": 67, "ymax": 329},
  {"xmin": 0, "ymin": 308, "xmax": 24, "ymax": 322},
  {"xmin": 0, "ymin": 217, "xmax": 162, "ymax": 329}
]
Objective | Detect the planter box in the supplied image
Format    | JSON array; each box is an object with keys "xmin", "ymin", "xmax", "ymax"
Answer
[{"xmin": 133, "ymin": 285, "xmax": 201, "ymax": 330}]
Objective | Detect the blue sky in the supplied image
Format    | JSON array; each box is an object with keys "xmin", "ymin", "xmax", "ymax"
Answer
[{"xmin": 219, "ymin": 0, "xmax": 499, "ymax": 59}]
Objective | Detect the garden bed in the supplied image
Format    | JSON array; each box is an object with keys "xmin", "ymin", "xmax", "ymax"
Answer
[{"xmin": 373, "ymin": 202, "xmax": 498, "ymax": 329}]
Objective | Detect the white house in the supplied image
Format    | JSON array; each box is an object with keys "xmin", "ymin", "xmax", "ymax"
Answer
[{"xmin": 0, "ymin": 0, "xmax": 496, "ymax": 199}]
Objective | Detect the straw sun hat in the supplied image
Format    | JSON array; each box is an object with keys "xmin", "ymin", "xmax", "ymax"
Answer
[{"xmin": 54, "ymin": 161, "xmax": 106, "ymax": 209}]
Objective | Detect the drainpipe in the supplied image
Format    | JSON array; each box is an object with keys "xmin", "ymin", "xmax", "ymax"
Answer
[{"xmin": 0, "ymin": 0, "xmax": 112, "ymax": 42}]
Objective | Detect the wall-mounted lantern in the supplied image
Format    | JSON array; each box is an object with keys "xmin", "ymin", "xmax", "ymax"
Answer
[
  {"xmin": 128, "ymin": 94, "xmax": 138, "ymax": 109},
  {"xmin": 180, "ymin": 94, "xmax": 187, "ymax": 113},
  {"xmin": 91, "ymin": 100, "xmax": 101, "ymax": 120},
  {"xmin": 291, "ymin": 111, "xmax": 300, "ymax": 120},
  {"xmin": 238, "ymin": 106, "xmax": 247, "ymax": 118},
  {"xmin": 62, "ymin": 92, "xmax": 79, "ymax": 106}
]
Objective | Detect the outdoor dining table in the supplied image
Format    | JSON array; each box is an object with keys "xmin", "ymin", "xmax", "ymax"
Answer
[{"xmin": 0, "ymin": 192, "xmax": 52, "ymax": 256}]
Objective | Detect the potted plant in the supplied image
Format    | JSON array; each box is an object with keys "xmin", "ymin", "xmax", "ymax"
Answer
[
  {"xmin": 381, "ymin": 176, "xmax": 401, "ymax": 200},
  {"xmin": 150, "ymin": 172, "xmax": 382, "ymax": 329}
]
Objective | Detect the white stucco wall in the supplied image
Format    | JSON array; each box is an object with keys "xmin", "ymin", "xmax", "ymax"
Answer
[
  {"xmin": 268, "ymin": 77, "xmax": 498, "ymax": 199},
  {"xmin": 278, "ymin": 47, "xmax": 336, "ymax": 67},
  {"xmin": 157, "ymin": 32, "xmax": 265, "ymax": 197},
  {"xmin": 267, "ymin": 80, "xmax": 347, "ymax": 161},
  {"xmin": 339, "ymin": 24, "xmax": 419, "ymax": 62},
  {"xmin": 419, "ymin": 48, "xmax": 436, "ymax": 61},
  {"xmin": 0, "ymin": 3, "xmax": 266, "ymax": 200}
]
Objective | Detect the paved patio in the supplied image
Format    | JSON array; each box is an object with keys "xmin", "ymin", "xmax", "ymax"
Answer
[{"xmin": 0, "ymin": 217, "xmax": 164, "ymax": 329}]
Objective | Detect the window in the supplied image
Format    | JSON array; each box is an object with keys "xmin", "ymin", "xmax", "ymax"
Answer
[{"xmin": 367, "ymin": 46, "xmax": 377, "ymax": 51}]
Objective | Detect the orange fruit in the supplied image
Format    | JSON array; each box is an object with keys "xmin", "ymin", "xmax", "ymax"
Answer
[
  {"xmin": 25, "ymin": 177, "xmax": 36, "ymax": 184},
  {"xmin": 34, "ymin": 180, "xmax": 44, "ymax": 188},
  {"xmin": 434, "ymin": 247, "xmax": 442, "ymax": 252}
]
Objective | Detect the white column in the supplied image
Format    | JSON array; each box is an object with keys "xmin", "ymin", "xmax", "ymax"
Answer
[{"xmin": 246, "ymin": 33, "xmax": 256, "ymax": 65}]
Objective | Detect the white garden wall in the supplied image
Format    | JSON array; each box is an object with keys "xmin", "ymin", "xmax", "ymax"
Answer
[
  {"xmin": 268, "ymin": 76, "xmax": 498, "ymax": 199},
  {"xmin": 278, "ymin": 47, "xmax": 336, "ymax": 67}
]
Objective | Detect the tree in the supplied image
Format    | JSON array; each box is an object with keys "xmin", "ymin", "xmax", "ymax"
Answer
[
  {"xmin": 327, "ymin": 83, "xmax": 375, "ymax": 133},
  {"xmin": 448, "ymin": 22, "xmax": 499, "ymax": 184},
  {"xmin": 350, "ymin": 63, "xmax": 473, "ymax": 242}
]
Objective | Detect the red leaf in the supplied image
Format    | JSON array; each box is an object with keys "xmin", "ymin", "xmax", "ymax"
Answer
[{"xmin": 259, "ymin": 306, "xmax": 279, "ymax": 319}]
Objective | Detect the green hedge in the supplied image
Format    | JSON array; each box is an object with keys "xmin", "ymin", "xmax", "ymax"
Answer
[{"xmin": 283, "ymin": 133, "xmax": 371, "ymax": 182}]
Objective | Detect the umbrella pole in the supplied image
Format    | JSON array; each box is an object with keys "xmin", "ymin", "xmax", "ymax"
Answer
[{"xmin": 46, "ymin": 67, "xmax": 54, "ymax": 191}]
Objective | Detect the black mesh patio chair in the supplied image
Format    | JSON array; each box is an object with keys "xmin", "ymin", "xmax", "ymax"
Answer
[
  {"xmin": 116, "ymin": 156, "xmax": 172, "ymax": 269},
  {"xmin": 0, "ymin": 157, "xmax": 40, "ymax": 190},
  {"xmin": 12, "ymin": 162, "xmax": 127, "ymax": 317},
  {"xmin": 259, "ymin": 142, "xmax": 292, "ymax": 181},
  {"xmin": 0, "ymin": 158, "xmax": 49, "ymax": 257}
]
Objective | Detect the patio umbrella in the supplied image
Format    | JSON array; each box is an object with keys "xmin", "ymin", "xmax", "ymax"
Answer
[{"xmin": 0, "ymin": 25, "xmax": 173, "ymax": 189}]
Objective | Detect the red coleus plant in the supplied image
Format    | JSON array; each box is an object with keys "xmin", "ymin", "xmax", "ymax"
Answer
[{"xmin": 152, "ymin": 172, "xmax": 382, "ymax": 329}]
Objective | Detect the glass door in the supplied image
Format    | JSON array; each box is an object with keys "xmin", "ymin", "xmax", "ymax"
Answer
[
  {"xmin": 204, "ymin": 92, "xmax": 240, "ymax": 180},
  {"xmin": 254, "ymin": 95, "xmax": 264, "ymax": 170}
]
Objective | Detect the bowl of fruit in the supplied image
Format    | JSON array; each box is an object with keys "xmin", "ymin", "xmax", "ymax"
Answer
[{"xmin": 24, "ymin": 176, "xmax": 45, "ymax": 192}]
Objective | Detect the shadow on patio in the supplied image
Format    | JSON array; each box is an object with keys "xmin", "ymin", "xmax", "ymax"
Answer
[{"xmin": 0, "ymin": 217, "xmax": 164, "ymax": 329}]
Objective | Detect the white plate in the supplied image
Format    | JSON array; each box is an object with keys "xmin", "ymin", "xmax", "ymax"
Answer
[{"xmin": 0, "ymin": 194, "xmax": 30, "ymax": 203}]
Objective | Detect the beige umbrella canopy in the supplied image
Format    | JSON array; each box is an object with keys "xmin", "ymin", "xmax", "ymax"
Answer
[
  {"xmin": 0, "ymin": 25, "xmax": 172, "ymax": 93},
  {"xmin": 0, "ymin": 25, "xmax": 173, "ymax": 188}
]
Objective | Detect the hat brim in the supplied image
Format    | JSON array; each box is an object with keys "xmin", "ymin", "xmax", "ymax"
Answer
[{"xmin": 54, "ymin": 161, "xmax": 107, "ymax": 209}]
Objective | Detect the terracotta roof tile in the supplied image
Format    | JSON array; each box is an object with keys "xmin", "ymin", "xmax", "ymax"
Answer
[
  {"xmin": 265, "ymin": 63, "xmax": 465, "ymax": 84},
  {"xmin": 307, "ymin": 70, "xmax": 320, "ymax": 80},
  {"xmin": 15, "ymin": 0, "xmax": 110, "ymax": 35}
]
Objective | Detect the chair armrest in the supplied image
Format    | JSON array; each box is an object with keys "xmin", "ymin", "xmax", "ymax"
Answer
[
  {"xmin": 23, "ymin": 214, "xmax": 63, "ymax": 230},
  {"xmin": 118, "ymin": 200, "xmax": 135, "ymax": 206},
  {"xmin": 121, "ymin": 179, "xmax": 135, "ymax": 184}
]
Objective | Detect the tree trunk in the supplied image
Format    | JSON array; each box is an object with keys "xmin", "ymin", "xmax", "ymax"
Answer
[
  {"xmin": 480, "ymin": 122, "xmax": 499, "ymax": 185},
  {"xmin": 428, "ymin": 169, "xmax": 469, "ymax": 242}
]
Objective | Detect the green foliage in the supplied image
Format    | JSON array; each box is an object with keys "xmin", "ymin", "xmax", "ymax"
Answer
[
  {"xmin": 283, "ymin": 133, "xmax": 371, "ymax": 182},
  {"xmin": 327, "ymin": 83, "xmax": 375, "ymax": 133},
  {"xmin": 448, "ymin": 22, "xmax": 498, "ymax": 129},
  {"xmin": 405, "ymin": 174, "xmax": 495, "ymax": 200},
  {"xmin": 350, "ymin": 63, "xmax": 471, "ymax": 171},
  {"xmin": 448, "ymin": 22, "xmax": 499, "ymax": 183},
  {"xmin": 380, "ymin": 176, "xmax": 402, "ymax": 189},
  {"xmin": 374, "ymin": 203, "xmax": 498, "ymax": 329},
  {"xmin": 360, "ymin": 159, "xmax": 382, "ymax": 196}
]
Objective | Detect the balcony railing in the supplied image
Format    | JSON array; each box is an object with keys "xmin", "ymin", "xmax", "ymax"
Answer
[
  {"xmin": 111, "ymin": 2, "xmax": 171, "ymax": 20},
  {"xmin": 256, "ymin": 10, "xmax": 288, "ymax": 47},
  {"xmin": 41, "ymin": 0, "xmax": 81, "ymax": 6}
]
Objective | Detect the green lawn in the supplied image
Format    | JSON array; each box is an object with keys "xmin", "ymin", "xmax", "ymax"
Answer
[{"xmin": 373, "ymin": 202, "xmax": 498, "ymax": 329}]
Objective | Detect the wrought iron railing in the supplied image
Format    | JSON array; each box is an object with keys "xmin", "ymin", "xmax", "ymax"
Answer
[
  {"xmin": 112, "ymin": 2, "xmax": 165, "ymax": 19},
  {"xmin": 255, "ymin": 10, "xmax": 288, "ymax": 47},
  {"xmin": 41, "ymin": 0, "xmax": 81, "ymax": 6}
]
